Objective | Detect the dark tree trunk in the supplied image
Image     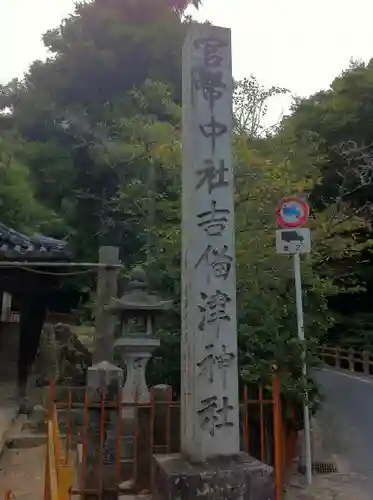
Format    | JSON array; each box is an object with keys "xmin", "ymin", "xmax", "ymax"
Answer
[{"xmin": 17, "ymin": 294, "xmax": 47, "ymax": 402}]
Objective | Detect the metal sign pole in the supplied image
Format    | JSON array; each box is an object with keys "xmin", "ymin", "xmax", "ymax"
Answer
[
  {"xmin": 293, "ymin": 251, "xmax": 312, "ymax": 485},
  {"xmin": 276, "ymin": 195, "xmax": 312, "ymax": 483}
]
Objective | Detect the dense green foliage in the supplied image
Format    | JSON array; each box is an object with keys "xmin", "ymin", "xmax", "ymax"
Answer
[
  {"xmin": 1, "ymin": 0, "xmax": 373, "ymax": 410},
  {"xmin": 282, "ymin": 60, "xmax": 373, "ymax": 350}
]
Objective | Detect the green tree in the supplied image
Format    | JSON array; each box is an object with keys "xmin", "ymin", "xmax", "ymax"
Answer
[
  {"xmin": 233, "ymin": 77, "xmax": 288, "ymax": 137},
  {"xmin": 0, "ymin": 132, "xmax": 62, "ymax": 234},
  {"xmin": 280, "ymin": 59, "xmax": 373, "ymax": 349},
  {"xmin": 2, "ymin": 0, "xmax": 368, "ymax": 415},
  {"xmin": 0, "ymin": 0, "xmax": 190, "ymax": 263}
]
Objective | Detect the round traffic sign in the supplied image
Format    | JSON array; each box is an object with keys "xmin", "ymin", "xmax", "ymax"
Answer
[{"xmin": 276, "ymin": 196, "xmax": 309, "ymax": 228}]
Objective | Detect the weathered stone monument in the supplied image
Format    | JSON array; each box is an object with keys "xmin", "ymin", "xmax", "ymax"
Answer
[
  {"xmin": 84, "ymin": 246, "xmax": 123, "ymax": 500},
  {"xmin": 93, "ymin": 246, "xmax": 120, "ymax": 363},
  {"xmin": 86, "ymin": 360, "xmax": 124, "ymax": 500},
  {"xmin": 154, "ymin": 23, "xmax": 274, "ymax": 500}
]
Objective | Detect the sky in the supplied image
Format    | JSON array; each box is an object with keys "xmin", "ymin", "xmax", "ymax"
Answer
[{"xmin": 1, "ymin": 0, "xmax": 373, "ymax": 122}]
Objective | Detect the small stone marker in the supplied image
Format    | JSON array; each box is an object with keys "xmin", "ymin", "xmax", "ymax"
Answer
[{"xmin": 85, "ymin": 361, "xmax": 123, "ymax": 500}]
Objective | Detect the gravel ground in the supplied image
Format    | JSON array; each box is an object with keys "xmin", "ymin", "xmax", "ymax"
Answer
[
  {"xmin": 285, "ymin": 458, "xmax": 370, "ymax": 500},
  {"xmin": 0, "ymin": 445, "xmax": 45, "ymax": 500}
]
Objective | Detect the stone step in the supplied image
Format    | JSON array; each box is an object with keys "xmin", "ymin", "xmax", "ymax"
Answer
[
  {"xmin": 7, "ymin": 433, "xmax": 47, "ymax": 449},
  {"xmin": 0, "ymin": 406, "xmax": 19, "ymax": 458}
]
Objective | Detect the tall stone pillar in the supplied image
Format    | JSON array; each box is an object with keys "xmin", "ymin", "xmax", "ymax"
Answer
[
  {"xmin": 180, "ymin": 22, "xmax": 239, "ymax": 462},
  {"xmin": 154, "ymin": 23, "xmax": 274, "ymax": 500}
]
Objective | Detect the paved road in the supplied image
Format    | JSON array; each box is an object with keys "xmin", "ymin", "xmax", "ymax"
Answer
[{"xmin": 316, "ymin": 368, "xmax": 373, "ymax": 490}]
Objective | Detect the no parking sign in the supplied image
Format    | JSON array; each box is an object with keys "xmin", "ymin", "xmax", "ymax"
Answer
[
  {"xmin": 275, "ymin": 194, "xmax": 312, "ymax": 484},
  {"xmin": 275, "ymin": 196, "xmax": 309, "ymax": 229}
]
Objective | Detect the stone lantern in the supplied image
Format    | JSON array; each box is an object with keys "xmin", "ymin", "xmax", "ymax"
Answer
[{"xmin": 107, "ymin": 267, "xmax": 172, "ymax": 409}]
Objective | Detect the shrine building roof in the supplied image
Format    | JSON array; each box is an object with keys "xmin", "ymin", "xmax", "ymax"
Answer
[{"xmin": 0, "ymin": 223, "xmax": 72, "ymax": 262}]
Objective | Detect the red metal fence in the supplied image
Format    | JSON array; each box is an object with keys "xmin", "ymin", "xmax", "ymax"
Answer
[
  {"xmin": 4, "ymin": 491, "xmax": 14, "ymax": 500},
  {"xmin": 49, "ymin": 374, "xmax": 293, "ymax": 500},
  {"xmin": 11, "ymin": 345, "xmax": 369, "ymax": 500},
  {"xmin": 44, "ymin": 402, "xmax": 74, "ymax": 500}
]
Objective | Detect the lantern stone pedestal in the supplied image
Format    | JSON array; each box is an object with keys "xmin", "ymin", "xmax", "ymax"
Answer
[
  {"xmin": 114, "ymin": 336, "xmax": 160, "ymax": 418},
  {"xmin": 107, "ymin": 267, "xmax": 172, "ymax": 487},
  {"xmin": 109, "ymin": 267, "xmax": 171, "ymax": 410}
]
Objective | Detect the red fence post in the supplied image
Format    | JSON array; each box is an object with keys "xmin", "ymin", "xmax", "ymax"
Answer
[
  {"xmin": 272, "ymin": 373, "xmax": 282, "ymax": 500},
  {"xmin": 243, "ymin": 385, "xmax": 249, "ymax": 453},
  {"xmin": 44, "ymin": 439, "xmax": 50, "ymax": 500},
  {"xmin": 150, "ymin": 389, "xmax": 156, "ymax": 491}
]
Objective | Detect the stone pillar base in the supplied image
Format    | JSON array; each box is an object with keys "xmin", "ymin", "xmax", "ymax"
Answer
[{"xmin": 153, "ymin": 452, "xmax": 274, "ymax": 500}]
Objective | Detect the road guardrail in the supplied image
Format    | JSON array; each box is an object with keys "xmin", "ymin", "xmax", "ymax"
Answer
[{"xmin": 320, "ymin": 346, "xmax": 373, "ymax": 375}]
